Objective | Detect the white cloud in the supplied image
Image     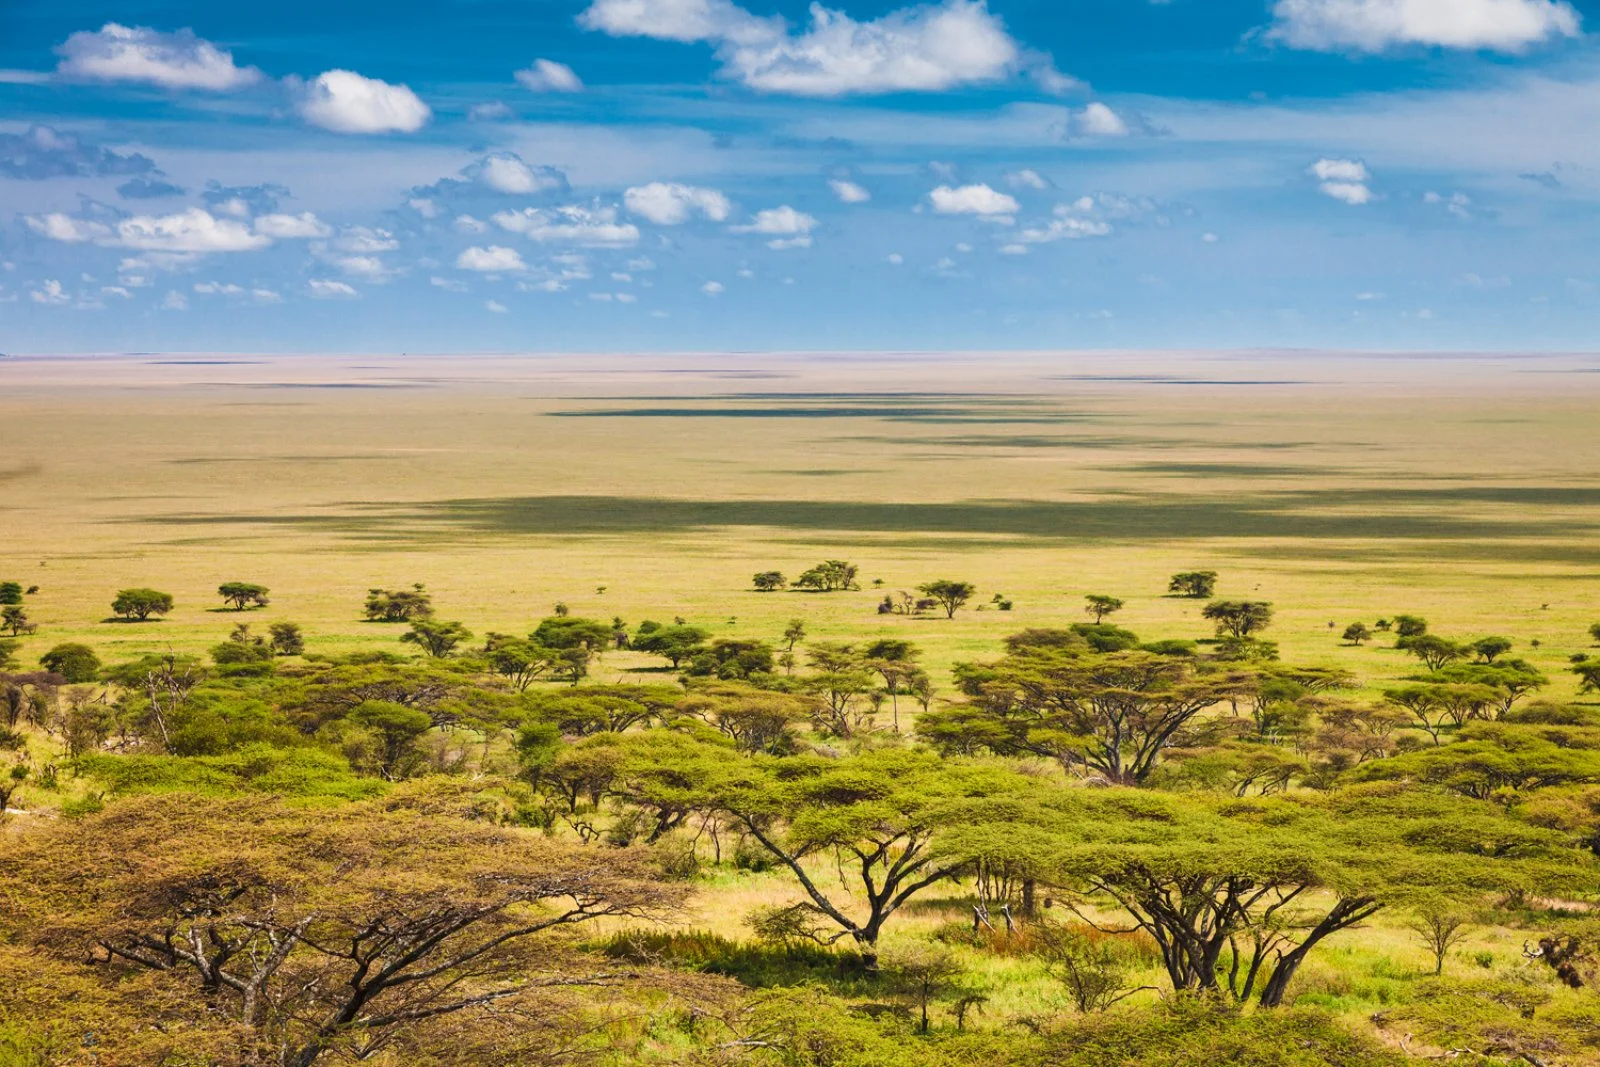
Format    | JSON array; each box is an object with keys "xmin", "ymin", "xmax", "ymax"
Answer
[
  {"xmin": 1310, "ymin": 158, "xmax": 1373, "ymax": 203},
  {"xmin": 322, "ymin": 255, "xmax": 388, "ymax": 279},
  {"xmin": 455, "ymin": 215, "xmax": 489, "ymax": 234},
  {"xmin": 193, "ymin": 281, "xmax": 245, "ymax": 295},
  {"xmin": 430, "ymin": 275, "xmax": 469, "ymax": 292},
  {"xmin": 332, "ymin": 226, "xmax": 399, "ymax": 253},
  {"xmin": 616, "ymin": 292, "xmax": 638, "ymax": 303},
  {"xmin": 456, "ymin": 245, "xmax": 528, "ymax": 272},
  {"xmin": 213, "ymin": 197, "xmax": 251, "ymax": 218},
  {"xmin": 299, "ymin": 70, "xmax": 431, "ymax": 134},
  {"xmin": 30, "ymin": 280, "xmax": 69, "ymax": 305},
  {"xmin": 408, "ymin": 197, "xmax": 439, "ymax": 218},
  {"xmin": 701, "ymin": 280, "xmax": 725, "ymax": 294},
  {"xmin": 1017, "ymin": 215, "xmax": 1113, "ymax": 244},
  {"xmin": 732, "ymin": 205, "xmax": 817, "ymax": 235},
  {"xmin": 590, "ymin": 291, "xmax": 614, "ymax": 301},
  {"xmin": 486, "ymin": 299, "xmax": 509, "ymax": 313},
  {"xmin": 628, "ymin": 256, "xmax": 657, "ymax": 271},
  {"xmin": 625, "ymin": 182, "xmax": 733, "ymax": 224},
  {"xmin": 886, "ymin": 253, "xmax": 904, "ymax": 264},
  {"xmin": 766, "ymin": 236, "xmax": 813, "ymax": 250},
  {"xmin": 25, "ymin": 213, "xmax": 111, "ymax": 243},
  {"xmin": 468, "ymin": 101, "xmax": 515, "ymax": 121},
  {"xmin": 1202, "ymin": 232, "xmax": 1220, "ymax": 243},
  {"xmin": 161, "ymin": 289, "xmax": 188, "ymax": 310},
  {"xmin": 252, "ymin": 287, "xmax": 282, "ymax": 303},
  {"xmin": 1267, "ymin": 0, "xmax": 1580, "ymax": 53},
  {"xmin": 515, "ymin": 58, "xmax": 584, "ymax": 92},
  {"xmin": 1006, "ymin": 168, "xmax": 1050, "ymax": 190},
  {"xmin": 253, "ymin": 212, "xmax": 331, "ymax": 239},
  {"xmin": 101, "ymin": 285, "xmax": 131, "ymax": 298},
  {"xmin": 998, "ymin": 244, "xmax": 1026, "ymax": 255},
  {"xmin": 928, "ymin": 183, "xmax": 1018, "ymax": 217},
  {"xmin": 119, "ymin": 208, "xmax": 272, "ymax": 252},
  {"xmin": 55, "ymin": 23, "xmax": 261, "ymax": 90},
  {"xmin": 1071, "ymin": 102, "xmax": 1130, "ymax": 137},
  {"xmin": 579, "ymin": 0, "xmax": 1067, "ymax": 97},
  {"xmin": 308, "ymin": 279, "xmax": 359, "ymax": 299},
  {"xmin": 829, "ymin": 178, "xmax": 871, "ymax": 202},
  {"xmin": 492, "ymin": 205, "xmax": 641, "ymax": 245},
  {"xmin": 479, "ymin": 153, "xmax": 567, "ymax": 195}
]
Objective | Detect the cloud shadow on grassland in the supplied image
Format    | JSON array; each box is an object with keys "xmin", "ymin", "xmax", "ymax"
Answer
[{"xmin": 141, "ymin": 488, "xmax": 1600, "ymax": 564}]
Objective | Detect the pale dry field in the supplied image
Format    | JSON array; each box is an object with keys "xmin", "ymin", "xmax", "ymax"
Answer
[{"xmin": 1, "ymin": 349, "xmax": 1598, "ymax": 697}]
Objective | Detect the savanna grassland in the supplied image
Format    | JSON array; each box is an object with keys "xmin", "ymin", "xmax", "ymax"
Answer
[{"xmin": 2, "ymin": 349, "xmax": 1600, "ymax": 1067}]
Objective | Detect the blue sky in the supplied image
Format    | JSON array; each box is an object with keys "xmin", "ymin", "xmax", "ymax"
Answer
[{"xmin": 3, "ymin": 0, "xmax": 1599, "ymax": 353}]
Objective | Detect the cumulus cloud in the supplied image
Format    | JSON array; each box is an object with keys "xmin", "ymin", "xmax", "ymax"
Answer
[
  {"xmin": 30, "ymin": 280, "xmax": 70, "ymax": 306},
  {"xmin": 1017, "ymin": 214, "xmax": 1113, "ymax": 245},
  {"xmin": 202, "ymin": 182, "xmax": 287, "ymax": 216},
  {"xmin": 478, "ymin": 153, "xmax": 568, "ymax": 195},
  {"xmin": 331, "ymin": 226, "xmax": 399, "ymax": 253},
  {"xmin": 485, "ymin": 299, "xmax": 509, "ymax": 313},
  {"xmin": 515, "ymin": 58, "xmax": 584, "ymax": 91},
  {"xmin": 55, "ymin": 23, "xmax": 262, "ymax": 90},
  {"xmin": 701, "ymin": 280, "xmax": 726, "ymax": 294},
  {"xmin": 455, "ymin": 215, "xmax": 489, "ymax": 234},
  {"xmin": 732, "ymin": 205, "xmax": 818, "ymax": 234},
  {"xmin": 456, "ymin": 245, "xmax": 528, "ymax": 272},
  {"xmin": 161, "ymin": 290, "xmax": 188, "ymax": 310},
  {"xmin": 253, "ymin": 212, "xmax": 331, "ymax": 239},
  {"xmin": 829, "ymin": 178, "xmax": 871, "ymax": 202},
  {"xmin": 1006, "ymin": 168, "xmax": 1050, "ymax": 190},
  {"xmin": 25, "ymin": 213, "xmax": 112, "ymax": 243},
  {"xmin": 299, "ymin": 70, "xmax": 431, "ymax": 133},
  {"xmin": 0, "ymin": 124, "xmax": 157, "ymax": 180},
  {"xmin": 117, "ymin": 208, "xmax": 272, "ymax": 252},
  {"xmin": 928, "ymin": 183, "xmax": 1018, "ymax": 218},
  {"xmin": 1310, "ymin": 158, "xmax": 1373, "ymax": 204},
  {"xmin": 308, "ymin": 279, "xmax": 359, "ymax": 299},
  {"xmin": 193, "ymin": 281, "xmax": 244, "ymax": 295},
  {"xmin": 1267, "ymin": 0, "xmax": 1580, "ymax": 52},
  {"xmin": 1071, "ymin": 102, "xmax": 1130, "ymax": 136},
  {"xmin": 491, "ymin": 205, "xmax": 641, "ymax": 245},
  {"xmin": 579, "ymin": 0, "xmax": 1069, "ymax": 97},
  {"xmin": 468, "ymin": 101, "xmax": 516, "ymax": 121},
  {"xmin": 624, "ymin": 182, "xmax": 733, "ymax": 224}
]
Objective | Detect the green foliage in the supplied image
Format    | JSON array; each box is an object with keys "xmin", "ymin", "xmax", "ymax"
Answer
[
  {"xmin": 363, "ymin": 583, "xmax": 433, "ymax": 621},
  {"xmin": 631, "ymin": 622, "xmax": 710, "ymax": 667},
  {"xmin": 76, "ymin": 744, "xmax": 387, "ymax": 801},
  {"xmin": 110, "ymin": 587, "xmax": 173, "ymax": 621},
  {"xmin": 1397, "ymin": 634, "xmax": 1469, "ymax": 671},
  {"xmin": 531, "ymin": 615, "xmax": 612, "ymax": 651},
  {"xmin": 917, "ymin": 580, "xmax": 976, "ymax": 619},
  {"xmin": 39, "ymin": 642, "xmax": 99, "ymax": 682},
  {"xmin": 1202, "ymin": 600, "xmax": 1274, "ymax": 638},
  {"xmin": 1392, "ymin": 614, "xmax": 1428, "ymax": 639},
  {"xmin": 1341, "ymin": 622, "xmax": 1371, "ymax": 646},
  {"xmin": 685, "ymin": 638, "xmax": 776, "ymax": 679},
  {"xmin": 268, "ymin": 621, "xmax": 305, "ymax": 656},
  {"xmin": 793, "ymin": 560, "xmax": 859, "ymax": 592},
  {"xmin": 217, "ymin": 581, "xmax": 270, "ymax": 610},
  {"xmin": 0, "ymin": 582, "xmax": 22, "ymax": 606},
  {"xmin": 1084, "ymin": 595, "xmax": 1125, "ymax": 623},
  {"xmin": 1168, "ymin": 571, "xmax": 1218, "ymax": 598},
  {"xmin": 753, "ymin": 571, "xmax": 788, "ymax": 591},
  {"xmin": 400, "ymin": 617, "xmax": 473, "ymax": 657}
]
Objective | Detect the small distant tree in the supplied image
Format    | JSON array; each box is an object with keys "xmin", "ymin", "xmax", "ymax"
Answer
[
  {"xmin": 553, "ymin": 602, "xmax": 570, "ymax": 618},
  {"xmin": 919, "ymin": 580, "xmax": 976, "ymax": 619},
  {"xmin": 1035, "ymin": 922, "xmax": 1150, "ymax": 1013},
  {"xmin": 1576, "ymin": 661, "xmax": 1600, "ymax": 695},
  {"xmin": 1202, "ymin": 600, "xmax": 1273, "ymax": 638},
  {"xmin": 217, "ymin": 582, "xmax": 270, "ymax": 611},
  {"xmin": 1400, "ymin": 634, "xmax": 1469, "ymax": 672},
  {"xmin": 883, "ymin": 943, "xmax": 964, "ymax": 1034},
  {"xmin": 40, "ymin": 642, "xmax": 100, "ymax": 683},
  {"xmin": 793, "ymin": 560, "xmax": 859, "ymax": 592},
  {"xmin": 1470, "ymin": 636, "xmax": 1514, "ymax": 663},
  {"xmin": 1590, "ymin": 622, "xmax": 1600, "ymax": 645},
  {"xmin": 111, "ymin": 588, "xmax": 173, "ymax": 621},
  {"xmin": 211, "ymin": 625, "xmax": 275, "ymax": 676},
  {"xmin": 631, "ymin": 623, "xmax": 710, "ymax": 668},
  {"xmin": 1084, "ymin": 595, "xmax": 1124, "ymax": 624},
  {"xmin": 0, "ymin": 640, "xmax": 16, "ymax": 671},
  {"xmin": 1342, "ymin": 622, "xmax": 1372, "ymax": 646},
  {"xmin": 753, "ymin": 571, "xmax": 787, "ymax": 592},
  {"xmin": 268, "ymin": 621, "xmax": 305, "ymax": 656},
  {"xmin": 0, "ymin": 582, "xmax": 21, "ymax": 605},
  {"xmin": 400, "ymin": 618, "xmax": 473, "ymax": 658},
  {"xmin": 779, "ymin": 618, "xmax": 806, "ymax": 675},
  {"xmin": 1168, "ymin": 571, "xmax": 1218, "ymax": 598},
  {"xmin": 1406, "ymin": 900, "xmax": 1473, "ymax": 976},
  {"xmin": 363, "ymin": 584, "xmax": 433, "ymax": 622},
  {"xmin": 350, "ymin": 700, "xmax": 434, "ymax": 779},
  {"xmin": 1, "ymin": 606, "xmax": 35, "ymax": 637},
  {"xmin": 1393, "ymin": 614, "xmax": 1429, "ymax": 639}
]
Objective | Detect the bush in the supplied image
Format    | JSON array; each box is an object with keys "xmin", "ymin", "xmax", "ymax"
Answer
[{"xmin": 39, "ymin": 643, "xmax": 100, "ymax": 683}]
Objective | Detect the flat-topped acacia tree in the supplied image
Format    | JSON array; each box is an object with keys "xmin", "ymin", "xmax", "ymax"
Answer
[
  {"xmin": 111, "ymin": 588, "xmax": 173, "ymax": 621},
  {"xmin": 217, "ymin": 582, "xmax": 270, "ymax": 610}
]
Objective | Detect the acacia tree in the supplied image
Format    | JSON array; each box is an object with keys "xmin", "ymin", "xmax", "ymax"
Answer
[
  {"xmin": 1202, "ymin": 601, "xmax": 1273, "ymax": 638},
  {"xmin": 752, "ymin": 571, "xmax": 787, "ymax": 592},
  {"xmin": 111, "ymin": 588, "xmax": 174, "ymax": 621},
  {"xmin": 400, "ymin": 618, "xmax": 473, "ymax": 658},
  {"xmin": 40, "ymin": 642, "xmax": 100, "ymax": 683},
  {"xmin": 1342, "ymin": 622, "xmax": 1372, "ymax": 646},
  {"xmin": 1400, "ymin": 635, "xmax": 1469, "ymax": 672},
  {"xmin": 792, "ymin": 561, "xmax": 859, "ymax": 592},
  {"xmin": 364, "ymin": 584, "xmax": 433, "ymax": 622},
  {"xmin": 918, "ymin": 580, "xmax": 976, "ymax": 619},
  {"xmin": 1168, "ymin": 571, "xmax": 1218, "ymax": 598},
  {"xmin": 218, "ymin": 582, "xmax": 270, "ymax": 610},
  {"xmin": 710, "ymin": 751, "xmax": 1026, "ymax": 970},
  {"xmin": 0, "ymin": 606, "xmax": 35, "ymax": 637},
  {"xmin": 4, "ymin": 794, "xmax": 677, "ymax": 1067},
  {"xmin": 1084, "ymin": 595, "xmax": 1125, "ymax": 624},
  {"xmin": 923, "ymin": 647, "xmax": 1249, "ymax": 784}
]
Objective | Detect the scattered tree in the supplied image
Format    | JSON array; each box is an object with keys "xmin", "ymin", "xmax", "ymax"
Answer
[
  {"xmin": 1202, "ymin": 600, "xmax": 1274, "ymax": 638},
  {"xmin": 883, "ymin": 943, "xmax": 964, "ymax": 1034},
  {"xmin": 793, "ymin": 560, "xmax": 859, "ymax": 593},
  {"xmin": 752, "ymin": 571, "xmax": 788, "ymax": 592},
  {"xmin": 217, "ymin": 582, "xmax": 270, "ymax": 610},
  {"xmin": 1407, "ymin": 900, "xmax": 1474, "ymax": 976},
  {"xmin": 918, "ymin": 580, "xmax": 976, "ymax": 619},
  {"xmin": 1084, "ymin": 595, "xmax": 1125, "ymax": 624},
  {"xmin": 0, "ymin": 606, "xmax": 35, "ymax": 637},
  {"xmin": 632, "ymin": 622, "xmax": 710, "ymax": 668},
  {"xmin": 268, "ymin": 621, "xmax": 305, "ymax": 656},
  {"xmin": 364, "ymin": 584, "xmax": 433, "ymax": 622},
  {"xmin": 1342, "ymin": 622, "xmax": 1372, "ymax": 646},
  {"xmin": 1168, "ymin": 571, "xmax": 1218, "ymax": 598},
  {"xmin": 111, "ymin": 588, "xmax": 174, "ymax": 621},
  {"xmin": 1399, "ymin": 634, "xmax": 1469, "ymax": 672},
  {"xmin": 401, "ymin": 618, "xmax": 473, "ymax": 658},
  {"xmin": 1470, "ymin": 636, "xmax": 1514, "ymax": 664},
  {"xmin": 1394, "ymin": 614, "xmax": 1429, "ymax": 639},
  {"xmin": 40, "ymin": 642, "xmax": 100, "ymax": 683}
]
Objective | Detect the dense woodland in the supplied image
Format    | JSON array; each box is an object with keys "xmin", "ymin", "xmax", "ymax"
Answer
[{"xmin": 3, "ymin": 569, "xmax": 1600, "ymax": 1066}]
